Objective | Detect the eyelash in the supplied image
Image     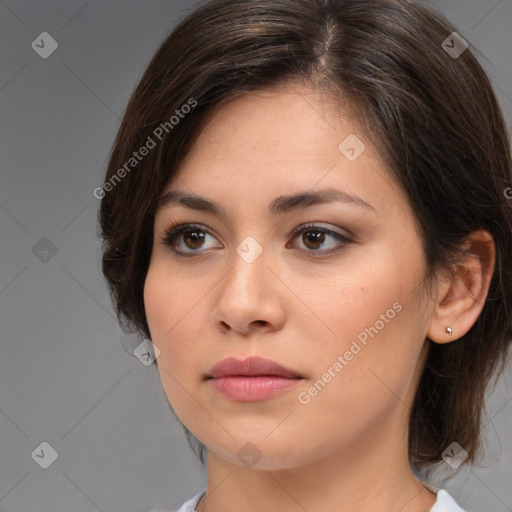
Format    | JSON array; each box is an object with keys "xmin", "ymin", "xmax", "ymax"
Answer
[{"xmin": 159, "ymin": 222, "xmax": 353, "ymax": 258}]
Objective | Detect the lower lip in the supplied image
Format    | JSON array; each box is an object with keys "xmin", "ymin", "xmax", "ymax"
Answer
[{"xmin": 207, "ymin": 376, "xmax": 302, "ymax": 401}]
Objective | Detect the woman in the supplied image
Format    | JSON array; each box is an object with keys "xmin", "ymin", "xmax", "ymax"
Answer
[{"xmin": 98, "ymin": 0, "xmax": 512, "ymax": 511}]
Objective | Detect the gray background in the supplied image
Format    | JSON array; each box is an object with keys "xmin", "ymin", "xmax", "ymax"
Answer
[{"xmin": 0, "ymin": 1, "xmax": 510, "ymax": 511}]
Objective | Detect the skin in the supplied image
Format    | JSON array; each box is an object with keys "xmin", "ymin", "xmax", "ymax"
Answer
[{"xmin": 144, "ymin": 83, "xmax": 495, "ymax": 512}]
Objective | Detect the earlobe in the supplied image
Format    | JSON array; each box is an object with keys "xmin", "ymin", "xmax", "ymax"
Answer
[{"xmin": 426, "ymin": 229, "xmax": 495, "ymax": 344}]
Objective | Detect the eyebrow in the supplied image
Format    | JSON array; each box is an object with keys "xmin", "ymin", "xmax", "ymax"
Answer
[{"xmin": 157, "ymin": 187, "xmax": 375, "ymax": 217}]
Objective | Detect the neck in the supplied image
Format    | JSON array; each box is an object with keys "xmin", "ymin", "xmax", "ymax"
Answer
[{"xmin": 195, "ymin": 413, "xmax": 437, "ymax": 512}]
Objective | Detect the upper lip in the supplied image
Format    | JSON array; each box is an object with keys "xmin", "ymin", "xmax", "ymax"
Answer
[{"xmin": 205, "ymin": 356, "xmax": 302, "ymax": 379}]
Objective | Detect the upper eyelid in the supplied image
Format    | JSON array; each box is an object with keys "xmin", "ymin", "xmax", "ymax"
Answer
[
  {"xmin": 161, "ymin": 222, "xmax": 351, "ymax": 248},
  {"xmin": 163, "ymin": 221, "xmax": 347, "ymax": 236},
  {"xmin": 289, "ymin": 222, "xmax": 353, "ymax": 239},
  {"xmin": 160, "ymin": 223, "xmax": 221, "ymax": 247}
]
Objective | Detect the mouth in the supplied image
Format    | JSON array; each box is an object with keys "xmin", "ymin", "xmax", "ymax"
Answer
[{"xmin": 204, "ymin": 356, "xmax": 303, "ymax": 402}]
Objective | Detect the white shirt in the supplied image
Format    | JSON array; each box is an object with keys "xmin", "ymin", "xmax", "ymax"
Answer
[{"xmin": 158, "ymin": 487, "xmax": 466, "ymax": 512}]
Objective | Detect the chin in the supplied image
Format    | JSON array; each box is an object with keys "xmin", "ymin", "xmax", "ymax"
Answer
[{"xmin": 206, "ymin": 433, "xmax": 318, "ymax": 471}]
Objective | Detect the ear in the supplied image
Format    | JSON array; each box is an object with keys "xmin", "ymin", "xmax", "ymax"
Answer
[{"xmin": 426, "ymin": 229, "xmax": 495, "ymax": 344}]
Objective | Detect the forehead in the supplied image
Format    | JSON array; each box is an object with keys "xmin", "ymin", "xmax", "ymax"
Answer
[
  {"xmin": 191, "ymin": 86, "xmax": 350, "ymax": 154},
  {"xmin": 160, "ymin": 84, "xmax": 410, "ymax": 221}
]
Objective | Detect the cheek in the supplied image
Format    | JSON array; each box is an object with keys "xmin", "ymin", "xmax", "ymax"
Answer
[
  {"xmin": 292, "ymin": 304, "xmax": 426, "ymax": 456},
  {"xmin": 143, "ymin": 259, "xmax": 210, "ymax": 411},
  {"xmin": 144, "ymin": 258, "xmax": 201, "ymax": 341},
  {"xmin": 296, "ymin": 250, "xmax": 420, "ymax": 355},
  {"xmin": 299, "ymin": 252, "xmax": 428, "ymax": 410},
  {"xmin": 143, "ymin": 263, "xmax": 170, "ymax": 341},
  {"xmin": 144, "ymin": 261, "xmax": 191, "ymax": 378}
]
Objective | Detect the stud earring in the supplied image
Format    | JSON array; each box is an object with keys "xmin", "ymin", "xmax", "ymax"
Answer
[{"xmin": 446, "ymin": 326, "xmax": 453, "ymax": 336}]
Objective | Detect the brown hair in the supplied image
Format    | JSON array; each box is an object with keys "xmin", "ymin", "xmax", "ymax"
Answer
[{"xmin": 98, "ymin": 0, "xmax": 512, "ymax": 472}]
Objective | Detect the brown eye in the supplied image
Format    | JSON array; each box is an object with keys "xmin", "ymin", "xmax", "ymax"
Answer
[
  {"xmin": 301, "ymin": 230, "xmax": 326, "ymax": 250},
  {"xmin": 288, "ymin": 223, "xmax": 353, "ymax": 256},
  {"xmin": 162, "ymin": 223, "xmax": 222, "ymax": 256},
  {"xmin": 183, "ymin": 230, "xmax": 206, "ymax": 249}
]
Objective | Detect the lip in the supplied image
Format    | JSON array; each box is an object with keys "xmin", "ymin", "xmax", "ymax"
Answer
[{"xmin": 205, "ymin": 356, "xmax": 303, "ymax": 402}]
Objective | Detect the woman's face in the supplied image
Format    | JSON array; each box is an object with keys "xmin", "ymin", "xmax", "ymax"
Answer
[{"xmin": 144, "ymin": 84, "xmax": 436, "ymax": 470}]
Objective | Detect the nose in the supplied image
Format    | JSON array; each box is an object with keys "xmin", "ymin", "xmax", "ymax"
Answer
[{"xmin": 210, "ymin": 242, "xmax": 286, "ymax": 336}]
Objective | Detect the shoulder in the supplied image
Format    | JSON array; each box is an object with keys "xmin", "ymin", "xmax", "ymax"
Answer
[
  {"xmin": 150, "ymin": 489, "xmax": 206, "ymax": 512},
  {"xmin": 430, "ymin": 489, "xmax": 466, "ymax": 512},
  {"xmin": 153, "ymin": 487, "xmax": 466, "ymax": 512}
]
